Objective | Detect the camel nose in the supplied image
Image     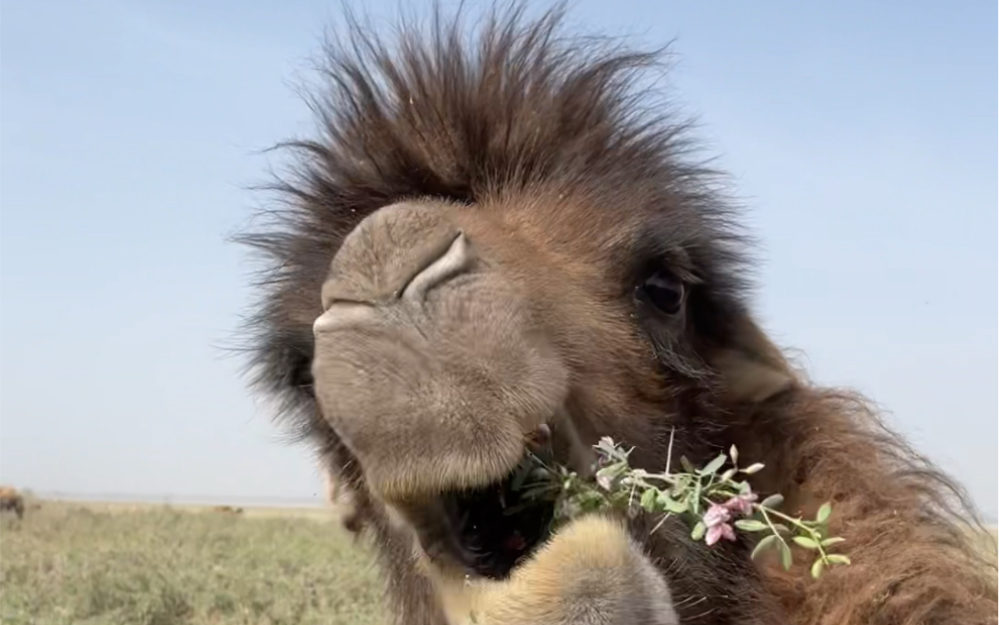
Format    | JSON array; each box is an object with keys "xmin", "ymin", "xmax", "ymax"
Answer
[
  {"xmin": 400, "ymin": 231, "xmax": 474, "ymax": 303},
  {"xmin": 313, "ymin": 230, "xmax": 474, "ymax": 335},
  {"xmin": 318, "ymin": 201, "xmax": 470, "ymax": 311}
]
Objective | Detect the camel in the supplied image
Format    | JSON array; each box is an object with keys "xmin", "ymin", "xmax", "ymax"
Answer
[
  {"xmin": 0, "ymin": 486, "xmax": 25, "ymax": 520},
  {"xmin": 236, "ymin": 4, "xmax": 997, "ymax": 624}
]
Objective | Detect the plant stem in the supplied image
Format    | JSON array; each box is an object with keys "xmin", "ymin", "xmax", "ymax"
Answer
[
  {"xmin": 754, "ymin": 504, "xmax": 831, "ymax": 563},
  {"xmin": 756, "ymin": 505, "xmax": 792, "ymax": 553}
]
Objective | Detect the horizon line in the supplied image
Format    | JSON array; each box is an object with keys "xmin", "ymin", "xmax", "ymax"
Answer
[{"xmin": 25, "ymin": 490, "xmax": 328, "ymax": 508}]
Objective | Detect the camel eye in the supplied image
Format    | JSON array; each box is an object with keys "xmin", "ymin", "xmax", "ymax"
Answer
[{"xmin": 639, "ymin": 270, "xmax": 685, "ymax": 315}]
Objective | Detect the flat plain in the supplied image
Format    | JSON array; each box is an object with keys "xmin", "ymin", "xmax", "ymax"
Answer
[
  {"xmin": 0, "ymin": 501, "xmax": 386, "ymax": 625},
  {"xmin": 1, "ymin": 501, "xmax": 995, "ymax": 625}
]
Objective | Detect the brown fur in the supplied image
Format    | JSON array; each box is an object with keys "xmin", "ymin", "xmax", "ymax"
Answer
[
  {"xmin": 435, "ymin": 515, "xmax": 681, "ymax": 625},
  {"xmin": 237, "ymin": 3, "xmax": 997, "ymax": 624},
  {"xmin": 320, "ymin": 460, "xmax": 364, "ymax": 533},
  {"xmin": 0, "ymin": 486, "xmax": 25, "ymax": 519}
]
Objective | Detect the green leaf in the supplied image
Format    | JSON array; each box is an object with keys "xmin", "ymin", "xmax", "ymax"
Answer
[
  {"xmin": 760, "ymin": 494, "xmax": 784, "ymax": 509},
  {"xmin": 509, "ymin": 466, "xmax": 531, "ymax": 493},
  {"xmin": 596, "ymin": 463, "xmax": 627, "ymax": 482},
  {"xmin": 661, "ymin": 493, "xmax": 689, "ymax": 514},
  {"xmin": 771, "ymin": 523, "xmax": 792, "ymax": 535},
  {"xmin": 516, "ymin": 485, "xmax": 559, "ymax": 502},
  {"xmin": 825, "ymin": 554, "xmax": 851, "ymax": 566},
  {"xmin": 680, "ymin": 456, "xmax": 696, "ymax": 474},
  {"xmin": 815, "ymin": 502, "xmax": 832, "ymax": 523},
  {"xmin": 751, "ymin": 534, "xmax": 778, "ymax": 560},
  {"xmin": 742, "ymin": 462, "xmax": 765, "ymax": 475},
  {"xmin": 734, "ymin": 519, "xmax": 768, "ymax": 532},
  {"xmin": 821, "ymin": 537, "xmax": 846, "ymax": 547},
  {"xmin": 792, "ymin": 536, "xmax": 820, "ymax": 550},
  {"xmin": 691, "ymin": 521, "xmax": 706, "ymax": 541},
  {"xmin": 700, "ymin": 454, "xmax": 727, "ymax": 476},
  {"xmin": 691, "ymin": 480, "xmax": 702, "ymax": 515},
  {"xmin": 810, "ymin": 558, "xmax": 825, "ymax": 579},
  {"xmin": 640, "ymin": 488, "xmax": 659, "ymax": 512},
  {"xmin": 778, "ymin": 540, "xmax": 793, "ymax": 570},
  {"xmin": 670, "ymin": 475, "xmax": 690, "ymax": 497},
  {"xmin": 530, "ymin": 467, "xmax": 553, "ymax": 481}
]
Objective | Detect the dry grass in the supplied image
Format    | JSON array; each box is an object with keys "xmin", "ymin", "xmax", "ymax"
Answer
[
  {"xmin": 0, "ymin": 501, "xmax": 386, "ymax": 625},
  {"xmin": 1, "ymin": 500, "xmax": 995, "ymax": 625}
]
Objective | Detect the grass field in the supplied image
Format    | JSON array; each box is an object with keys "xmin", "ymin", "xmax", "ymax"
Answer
[
  {"xmin": 1, "ymin": 501, "xmax": 995, "ymax": 625},
  {"xmin": 0, "ymin": 501, "xmax": 387, "ymax": 625}
]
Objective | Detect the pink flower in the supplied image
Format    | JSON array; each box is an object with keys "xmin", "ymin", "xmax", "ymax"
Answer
[
  {"xmin": 722, "ymin": 493, "xmax": 758, "ymax": 517},
  {"xmin": 705, "ymin": 521, "xmax": 737, "ymax": 546},
  {"xmin": 703, "ymin": 503, "xmax": 731, "ymax": 528},
  {"xmin": 702, "ymin": 503, "xmax": 738, "ymax": 547}
]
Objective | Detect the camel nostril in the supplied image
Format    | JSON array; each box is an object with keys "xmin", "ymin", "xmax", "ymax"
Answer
[{"xmin": 400, "ymin": 231, "xmax": 474, "ymax": 302}]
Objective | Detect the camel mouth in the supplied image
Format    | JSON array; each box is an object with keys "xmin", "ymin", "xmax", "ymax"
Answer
[
  {"xmin": 440, "ymin": 463, "xmax": 557, "ymax": 579},
  {"xmin": 406, "ymin": 437, "xmax": 560, "ymax": 580}
]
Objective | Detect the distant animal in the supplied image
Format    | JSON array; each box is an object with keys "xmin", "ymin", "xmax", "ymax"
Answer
[
  {"xmin": 0, "ymin": 486, "xmax": 25, "ymax": 519},
  {"xmin": 211, "ymin": 505, "xmax": 244, "ymax": 515},
  {"xmin": 237, "ymin": 3, "xmax": 998, "ymax": 625}
]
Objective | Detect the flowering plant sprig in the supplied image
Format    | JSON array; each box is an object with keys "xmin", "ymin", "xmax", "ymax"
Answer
[{"xmin": 512, "ymin": 431, "xmax": 851, "ymax": 579}]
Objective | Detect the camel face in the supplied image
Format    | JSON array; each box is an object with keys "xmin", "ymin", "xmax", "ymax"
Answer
[{"xmin": 240, "ymin": 5, "xmax": 997, "ymax": 625}]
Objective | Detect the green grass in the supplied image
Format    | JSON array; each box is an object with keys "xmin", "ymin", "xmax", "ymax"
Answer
[
  {"xmin": 1, "ymin": 502, "xmax": 995, "ymax": 625},
  {"xmin": 0, "ymin": 502, "xmax": 387, "ymax": 625}
]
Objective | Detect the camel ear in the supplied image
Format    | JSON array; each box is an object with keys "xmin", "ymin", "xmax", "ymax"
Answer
[{"xmin": 711, "ymin": 312, "xmax": 795, "ymax": 404}]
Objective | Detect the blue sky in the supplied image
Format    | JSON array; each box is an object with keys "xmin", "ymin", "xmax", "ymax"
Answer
[{"xmin": 1, "ymin": 0, "xmax": 996, "ymax": 517}]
